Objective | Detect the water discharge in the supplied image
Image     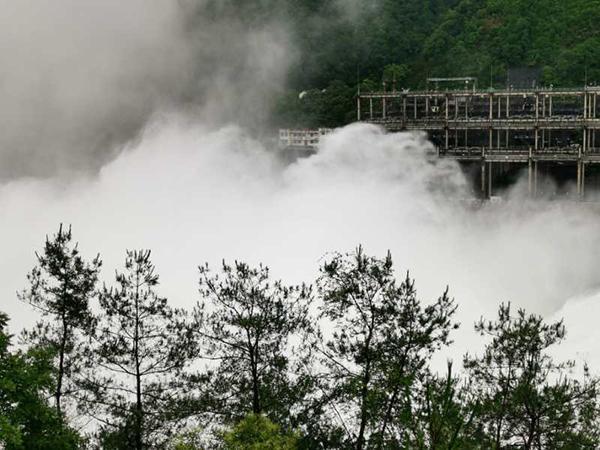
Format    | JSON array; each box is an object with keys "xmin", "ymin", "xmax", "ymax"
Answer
[{"xmin": 2, "ymin": 117, "xmax": 600, "ymax": 369}]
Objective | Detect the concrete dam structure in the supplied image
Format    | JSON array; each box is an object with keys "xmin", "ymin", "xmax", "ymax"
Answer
[{"xmin": 358, "ymin": 82, "xmax": 600, "ymax": 198}]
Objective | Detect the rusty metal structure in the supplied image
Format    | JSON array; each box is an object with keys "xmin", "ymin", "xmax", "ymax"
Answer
[{"xmin": 358, "ymin": 85, "xmax": 600, "ymax": 198}]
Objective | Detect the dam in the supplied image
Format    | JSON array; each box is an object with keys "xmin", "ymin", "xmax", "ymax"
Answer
[{"xmin": 357, "ymin": 80, "xmax": 600, "ymax": 198}]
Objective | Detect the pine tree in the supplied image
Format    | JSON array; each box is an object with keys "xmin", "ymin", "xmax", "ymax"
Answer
[
  {"xmin": 19, "ymin": 225, "xmax": 101, "ymax": 417},
  {"xmin": 193, "ymin": 260, "xmax": 313, "ymax": 427},
  {"xmin": 81, "ymin": 250, "xmax": 194, "ymax": 450},
  {"xmin": 316, "ymin": 246, "xmax": 458, "ymax": 449},
  {"xmin": 464, "ymin": 303, "xmax": 600, "ymax": 449}
]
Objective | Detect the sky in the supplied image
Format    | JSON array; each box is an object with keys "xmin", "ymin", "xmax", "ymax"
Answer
[{"xmin": 1, "ymin": 0, "xmax": 600, "ymax": 373}]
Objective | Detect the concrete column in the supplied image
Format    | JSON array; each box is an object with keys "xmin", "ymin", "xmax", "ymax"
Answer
[
  {"xmin": 541, "ymin": 129, "xmax": 545, "ymax": 149},
  {"xmin": 414, "ymin": 97, "xmax": 417, "ymax": 119},
  {"xmin": 577, "ymin": 160, "xmax": 582, "ymax": 196},
  {"xmin": 369, "ymin": 98, "xmax": 373, "ymax": 120},
  {"xmin": 528, "ymin": 148, "xmax": 533, "ymax": 196},
  {"xmin": 534, "ymin": 161, "xmax": 538, "ymax": 197},
  {"xmin": 507, "ymin": 96, "xmax": 510, "ymax": 118},
  {"xmin": 445, "ymin": 95, "xmax": 449, "ymax": 120},
  {"xmin": 488, "ymin": 162, "xmax": 493, "ymax": 197},
  {"xmin": 357, "ymin": 96, "xmax": 361, "ymax": 121},
  {"xmin": 489, "ymin": 94, "xmax": 493, "ymax": 120},
  {"xmin": 425, "ymin": 97, "xmax": 429, "ymax": 118},
  {"xmin": 549, "ymin": 96, "xmax": 553, "ymax": 116},
  {"xmin": 481, "ymin": 161, "xmax": 486, "ymax": 196},
  {"xmin": 402, "ymin": 97, "xmax": 407, "ymax": 123},
  {"xmin": 535, "ymin": 94, "xmax": 539, "ymax": 121},
  {"xmin": 582, "ymin": 162, "xmax": 586, "ymax": 198},
  {"xmin": 382, "ymin": 97, "xmax": 387, "ymax": 119}
]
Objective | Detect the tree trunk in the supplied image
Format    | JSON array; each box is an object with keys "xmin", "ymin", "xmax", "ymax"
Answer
[
  {"xmin": 356, "ymin": 324, "xmax": 375, "ymax": 450},
  {"xmin": 134, "ymin": 278, "xmax": 143, "ymax": 450},
  {"xmin": 378, "ymin": 386, "xmax": 400, "ymax": 449},
  {"xmin": 250, "ymin": 350, "xmax": 260, "ymax": 414},
  {"xmin": 55, "ymin": 314, "xmax": 68, "ymax": 416}
]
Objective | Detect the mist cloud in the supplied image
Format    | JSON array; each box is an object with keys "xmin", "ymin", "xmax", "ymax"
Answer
[
  {"xmin": 0, "ymin": 0, "xmax": 290, "ymax": 179},
  {"xmin": 3, "ymin": 118, "xmax": 600, "ymax": 369}
]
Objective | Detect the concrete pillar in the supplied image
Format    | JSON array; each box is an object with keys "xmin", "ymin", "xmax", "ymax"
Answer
[
  {"xmin": 481, "ymin": 160, "xmax": 486, "ymax": 196},
  {"xmin": 402, "ymin": 97, "xmax": 407, "ymax": 123},
  {"xmin": 382, "ymin": 97, "xmax": 387, "ymax": 119},
  {"xmin": 489, "ymin": 94, "xmax": 493, "ymax": 120},
  {"xmin": 369, "ymin": 98, "xmax": 373, "ymax": 120},
  {"xmin": 445, "ymin": 95, "xmax": 449, "ymax": 120},
  {"xmin": 535, "ymin": 93, "xmax": 539, "ymax": 121},
  {"xmin": 488, "ymin": 162, "xmax": 493, "ymax": 197},
  {"xmin": 357, "ymin": 96, "xmax": 361, "ymax": 121},
  {"xmin": 414, "ymin": 97, "xmax": 418, "ymax": 119},
  {"xmin": 582, "ymin": 162, "xmax": 586, "ymax": 198},
  {"xmin": 541, "ymin": 129, "xmax": 545, "ymax": 149},
  {"xmin": 534, "ymin": 161, "xmax": 538, "ymax": 197},
  {"xmin": 577, "ymin": 160, "xmax": 582, "ymax": 196},
  {"xmin": 528, "ymin": 148, "xmax": 533, "ymax": 196},
  {"xmin": 507, "ymin": 96, "xmax": 510, "ymax": 118}
]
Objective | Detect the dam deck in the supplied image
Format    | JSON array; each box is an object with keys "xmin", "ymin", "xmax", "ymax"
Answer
[{"xmin": 358, "ymin": 86, "xmax": 600, "ymax": 197}]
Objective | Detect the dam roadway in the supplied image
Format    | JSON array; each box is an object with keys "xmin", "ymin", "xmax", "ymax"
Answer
[{"xmin": 358, "ymin": 85, "xmax": 600, "ymax": 198}]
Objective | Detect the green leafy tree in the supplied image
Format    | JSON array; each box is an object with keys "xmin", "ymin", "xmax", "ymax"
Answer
[
  {"xmin": 81, "ymin": 250, "xmax": 194, "ymax": 450},
  {"xmin": 382, "ymin": 64, "xmax": 409, "ymax": 89},
  {"xmin": 316, "ymin": 246, "xmax": 458, "ymax": 449},
  {"xmin": 193, "ymin": 261, "xmax": 313, "ymax": 427},
  {"xmin": 222, "ymin": 413, "xmax": 299, "ymax": 450},
  {"xmin": 464, "ymin": 303, "xmax": 600, "ymax": 449},
  {"xmin": 19, "ymin": 224, "xmax": 101, "ymax": 416},
  {"xmin": 0, "ymin": 311, "xmax": 80, "ymax": 449}
]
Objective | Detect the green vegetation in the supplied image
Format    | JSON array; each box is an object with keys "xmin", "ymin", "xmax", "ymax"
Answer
[
  {"xmin": 2, "ymin": 225, "xmax": 600, "ymax": 448},
  {"xmin": 0, "ymin": 312, "xmax": 80, "ymax": 449},
  {"xmin": 264, "ymin": 0, "xmax": 600, "ymax": 127}
]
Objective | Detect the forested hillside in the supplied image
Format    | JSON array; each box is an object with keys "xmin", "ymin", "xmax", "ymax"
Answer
[{"xmin": 265, "ymin": 0, "xmax": 600, "ymax": 127}]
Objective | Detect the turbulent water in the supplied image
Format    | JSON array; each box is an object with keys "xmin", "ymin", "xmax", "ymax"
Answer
[{"xmin": 2, "ymin": 119, "xmax": 600, "ymax": 370}]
